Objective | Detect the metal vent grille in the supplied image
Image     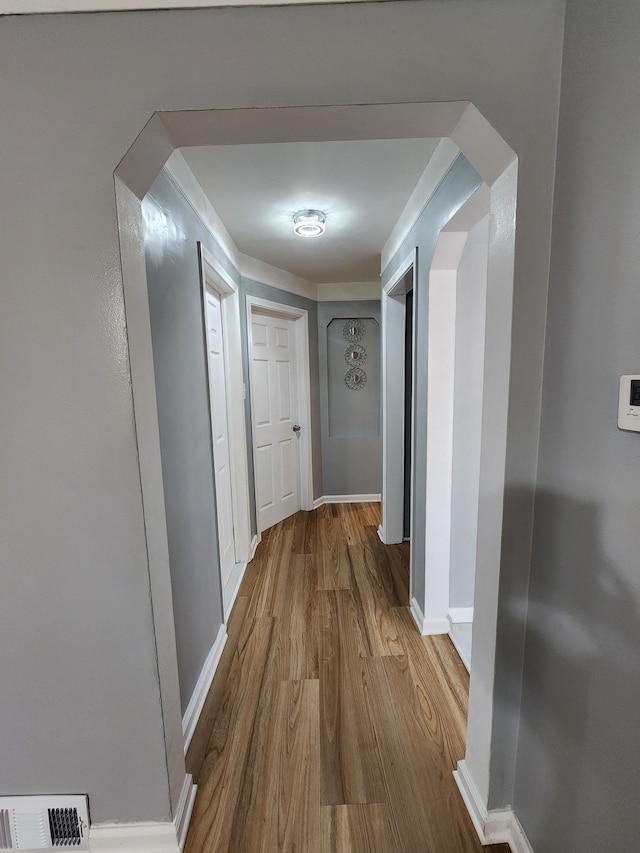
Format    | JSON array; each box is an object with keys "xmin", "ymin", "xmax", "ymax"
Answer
[
  {"xmin": 0, "ymin": 797, "xmax": 88, "ymax": 851},
  {"xmin": 0, "ymin": 810, "xmax": 11, "ymax": 850},
  {"xmin": 48, "ymin": 809, "xmax": 83, "ymax": 847},
  {"xmin": 13, "ymin": 811, "xmax": 48, "ymax": 849}
]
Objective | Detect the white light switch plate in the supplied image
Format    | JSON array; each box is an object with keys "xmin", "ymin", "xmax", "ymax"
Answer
[{"xmin": 618, "ymin": 375, "xmax": 640, "ymax": 431}]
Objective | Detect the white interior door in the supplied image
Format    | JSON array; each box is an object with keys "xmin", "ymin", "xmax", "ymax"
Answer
[
  {"xmin": 205, "ymin": 286, "xmax": 235, "ymax": 589},
  {"xmin": 250, "ymin": 311, "xmax": 300, "ymax": 531}
]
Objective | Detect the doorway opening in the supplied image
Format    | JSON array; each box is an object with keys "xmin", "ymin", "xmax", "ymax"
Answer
[
  {"xmin": 422, "ymin": 184, "xmax": 490, "ymax": 671},
  {"xmin": 115, "ymin": 100, "xmax": 518, "ymax": 837}
]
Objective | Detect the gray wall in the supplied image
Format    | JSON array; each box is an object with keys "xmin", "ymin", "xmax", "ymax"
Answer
[
  {"xmin": 143, "ymin": 170, "xmax": 230, "ymax": 714},
  {"xmin": 241, "ymin": 278, "xmax": 323, "ymax": 502},
  {"xmin": 318, "ymin": 302, "xmax": 381, "ymax": 496},
  {"xmin": 382, "ymin": 157, "xmax": 483, "ymax": 609},
  {"xmin": 0, "ymin": 0, "xmax": 564, "ymax": 827},
  {"xmin": 449, "ymin": 217, "xmax": 489, "ymax": 608},
  {"xmin": 512, "ymin": 1, "xmax": 640, "ymax": 849}
]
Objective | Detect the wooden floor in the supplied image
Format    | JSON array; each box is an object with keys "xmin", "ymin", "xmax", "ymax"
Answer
[{"xmin": 185, "ymin": 504, "xmax": 508, "ymax": 853}]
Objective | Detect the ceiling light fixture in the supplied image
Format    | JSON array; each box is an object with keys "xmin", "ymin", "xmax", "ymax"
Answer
[{"xmin": 293, "ymin": 209, "xmax": 326, "ymax": 238}]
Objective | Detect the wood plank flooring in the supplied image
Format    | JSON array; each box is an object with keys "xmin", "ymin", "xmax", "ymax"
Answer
[{"xmin": 185, "ymin": 504, "xmax": 508, "ymax": 853}]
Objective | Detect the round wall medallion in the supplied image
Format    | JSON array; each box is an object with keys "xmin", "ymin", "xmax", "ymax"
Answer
[
  {"xmin": 344, "ymin": 344, "xmax": 367, "ymax": 367},
  {"xmin": 343, "ymin": 319, "xmax": 365, "ymax": 343},
  {"xmin": 345, "ymin": 367, "xmax": 367, "ymax": 390}
]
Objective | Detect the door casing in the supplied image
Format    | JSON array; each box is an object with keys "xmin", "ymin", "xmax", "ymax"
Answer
[{"xmin": 198, "ymin": 243, "xmax": 252, "ymax": 616}]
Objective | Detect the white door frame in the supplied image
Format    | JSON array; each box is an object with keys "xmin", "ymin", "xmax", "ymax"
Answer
[
  {"xmin": 246, "ymin": 295, "xmax": 314, "ymax": 539},
  {"xmin": 198, "ymin": 243, "xmax": 252, "ymax": 572},
  {"xmin": 380, "ymin": 247, "xmax": 417, "ymax": 551}
]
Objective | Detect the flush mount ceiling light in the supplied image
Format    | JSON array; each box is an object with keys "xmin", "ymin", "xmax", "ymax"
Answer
[{"xmin": 293, "ymin": 209, "xmax": 326, "ymax": 237}]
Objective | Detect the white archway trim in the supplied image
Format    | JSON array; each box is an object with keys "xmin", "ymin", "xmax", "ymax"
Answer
[
  {"xmin": 114, "ymin": 101, "xmax": 517, "ymax": 839},
  {"xmin": 377, "ymin": 103, "xmax": 517, "ymax": 829},
  {"xmin": 245, "ymin": 295, "xmax": 314, "ymax": 537},
  {"xmin": 380, "ymin": 248, "xmax": 416, "ymax": 547},
  {"xmin": 198, "ymin": 244, "xmax": 253, "ymax": 573},
  {"xmin": 462, "ymin": 158, "xmax": 517, "ymax": 807},
  {"xmin": 114, "ymin": 175, "xmax": 187, "ymax": 821}
]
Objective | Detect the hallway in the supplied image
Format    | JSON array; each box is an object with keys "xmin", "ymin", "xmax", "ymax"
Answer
[{"xmin": 184, "ymin": 504, "xmax": 509, "ymax": 852}]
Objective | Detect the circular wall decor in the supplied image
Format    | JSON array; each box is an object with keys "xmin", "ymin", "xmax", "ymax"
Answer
[
  {"xmin": 345, "ymin": 367, "xmax": 367, "ymax": 390},
  {"xmin": 343, "ymin": 319, "xmax": 365, "ymax": 343},
  {"xmin": 344, "ymin": 344, "xmax": 367, "ymax": 367}
]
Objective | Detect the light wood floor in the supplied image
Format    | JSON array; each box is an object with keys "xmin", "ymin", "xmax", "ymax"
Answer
[{"xmin": 185, "ymin": 503, "xmax": 508, "ymax": 853}]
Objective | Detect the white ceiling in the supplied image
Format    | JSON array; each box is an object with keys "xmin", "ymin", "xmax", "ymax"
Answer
[{"xmin": 180, "ymin": 138, "xmax": 440, "ymax": 284}]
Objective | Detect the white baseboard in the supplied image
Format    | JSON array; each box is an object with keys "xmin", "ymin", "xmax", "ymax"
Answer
[
  {"xmin": 453, "ymin": 760, "xmax": 533, "ymax": 852},
  {"xmin": 448, "ymin": 606, "xmax": 474, "ymax": 624},
  {"xmin": 377, "ymin": 524, "xmax": 386, "ymax": 543},
  {"xmin": 410, "ymin": 597, "xmax": 449, "ymax": 635},
  {"xmin": 223, "ymin": 560, "xmax": 248, "ymax": 621},
  {"xmin": 174, "ymin": 774, "xmax": 197, "ymax": 850},
  {"xmin": 410, "ymin": 596, "xmax": 425, "ymax": 632},
  {"xmin": 89, "ymin": 776, "xmax": 197, "ymax": 852},
  {"xmin": 319, "ymin": 494, "xmax": 381, "ymax": 504},
  {"xmin": 90, "ymin": 822, "xmax": 180, "ymax": 852},
  {"xmin": 182, "ymin": 625, "xmax": 227, "ymax": 753},
  {"xmin": 250, "ymin": 534, "xmax": 259, "ymax": 560},
  {"xmin": 448, "ymin": 625, "xmax": 472, "ymax": 672},
  {"xmin": 509, "ymin": 812, "xmax": 535, "ymax": 853}
]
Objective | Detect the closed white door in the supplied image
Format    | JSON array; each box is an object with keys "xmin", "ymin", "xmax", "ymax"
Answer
[
  {"xmin": 250, "ymin": 312, "xmax": 300, "ymax": 531},
  {"xmin": 205, "ymin": 286, "xmax": 235, "ymax": 589}
]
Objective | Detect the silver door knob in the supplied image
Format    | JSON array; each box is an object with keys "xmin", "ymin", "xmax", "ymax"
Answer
[{"xmin": 292, "ymin": 424, "xmax": 301, "ymax": 432}]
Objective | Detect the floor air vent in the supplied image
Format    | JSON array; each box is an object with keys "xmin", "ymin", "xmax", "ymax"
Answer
[{"xmin": 0, "ymin": 797, "xmax": 88, "ymax": 851}]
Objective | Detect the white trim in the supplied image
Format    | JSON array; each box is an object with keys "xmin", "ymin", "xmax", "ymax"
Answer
[
  {"xmin": 450, "ymin": 103, "xmax": 517, "ymax": 187},
  {"xmin": 509, "ymin": 813, "xmax": 535, "ymax": 853},
  {"xmin": 381, "ymin": 138, "xmax": 460, "ymax": 275},
  {"xmin": 250, "ymin": 534, "xmax": 259, "ymax": 560},
  {"xmin": 448, "ymin": 607, "xmax": 474, "ymax": 624},
  {"xmin": 222, "ymin": 560, "xmax": 248, "ymax": 620},
  {"xmin": 316, "ymin": 282, "xmax": 381, "ymax": 302},
  {"xmin": 182, "ymin": 625, "xmax": 227, "ymax": 753},
  {"xmin": 410, "ymin": 596, "xmax": 450, "ymax": 636},
  {"xmin": 464, "ymin": 157, "xmax": 518, "ymax": 812},
  {"xmin": 453, "ymin": 760, "xmax": 533, "ymax": 852},
  {"xmin": 89, "ymin": 823, "xmax": 180, "ymax": 852},
  {"xmin": 114, "ymin": 177, "xmax": 186, "ymax": 814},
  {"xmin": 239, "ymin": 253, "xmax": 317, "ymax": 302},
  {"xmin": 448, "ymin": 624, "xmax": 472, "ymax": 673},
  {"xmin": 382, "ymin": 248, "xmax": 418, "ymax": 297},
  {"xmin": 377, "ymin": 524, "xmax": 386, "ymax": 543},
  {"xmin": 0, "ymin": 0, "xmax": 374, "ymax": 13},
  {"xmin": 380, "ymin": 249, "xmax": 417, "ymax": 554},
  {"xmin": 173, "ymin": 774, "xmax": 197, "ymax": 851},
  {"xmin": 321, "ymin": 494, "xmax": 381, "ymax": 504},
  {"xmin": 199, "ymin": 244, "xmax": 253, "ymax": 566},
  {"xmin": 453, "ymin": 760, "xmax": 510, "ymax": 844},
  {"xmin": 166, "ymin": 152, "xmax": 239, "ymax": 271},
  {"xmin": 246, "ymin": 296, "xmax": 314, "ymax": 537}
]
